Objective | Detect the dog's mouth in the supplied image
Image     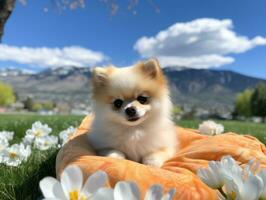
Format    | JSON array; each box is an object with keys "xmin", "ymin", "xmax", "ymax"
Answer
[{"xmin": 127, "ymin": 116, "xmax": 140, "ymax": 122}]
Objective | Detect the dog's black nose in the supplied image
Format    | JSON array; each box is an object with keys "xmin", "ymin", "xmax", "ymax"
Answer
[{"xmin": 125, "ymin": 107, "xmax": 137, "ymax": 117}]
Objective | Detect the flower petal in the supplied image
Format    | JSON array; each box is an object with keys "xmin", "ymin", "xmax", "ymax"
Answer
[
  {"xmin": 258, "ymin": 169, "xmax": 266, "ymax": 199},
  {"xmin": 162, "ymin": 188, "xmax": 176, "ymax": 200},
  {"xmin": 144, "ymin": 184, "xmax": 163, "ymax": 200},
  {"xmin": 81, "ymin": 170, "xmax": 108, "ymax": 196},
  {"xmin": 240, "ymin": 174, "xmax": 263, "ymax": 200},
  {"xmin": 92, "ymin": 188, "xmax": 114, "ymax": 200},
  {"xmin": 53, "ymin": 181, "xmax": 67, "ymax": 199},
  {"xmin": 39, "ymin": 177, "xmax": 60, "ymax": 198},
  {"xmin": 60, "ymin": 165, "xmax": 83, "ymax": 195},
  {"xmin": 224, "ymin": 177, "xmax": 240, "ymax": 199},
  {"xmin": 114, "ymin": 181, "xmax": 140, "ymax": 200}
]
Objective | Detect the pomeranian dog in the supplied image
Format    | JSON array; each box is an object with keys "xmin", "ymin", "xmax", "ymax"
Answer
[{"xmin": 88, "ymin": 59, "xmax": 177, "ymax": 167}]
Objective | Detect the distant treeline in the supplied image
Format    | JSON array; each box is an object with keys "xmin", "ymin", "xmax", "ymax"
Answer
[{"xmin": 234, "ymin": 82, "xmax": 266, "ymax": 121}]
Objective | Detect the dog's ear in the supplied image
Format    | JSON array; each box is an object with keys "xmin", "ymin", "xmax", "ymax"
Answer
[
  {"xmin": 92, "ymin": 67, "xmax": 108, "ymax": 86},
  {"xmin": 139, "ymin": 58, "xmax": 162, "ymax": 79}
]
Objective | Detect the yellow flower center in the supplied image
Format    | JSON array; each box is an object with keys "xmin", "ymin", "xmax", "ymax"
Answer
[
  {"xmin": 230, "ymin": 191, "xmax": 237, "ymax": 200},
  {"xmin": 69, "ymin": 191, "xmax": 79, "ymax": 200},
  {"xmin": 80, "ymin": 195, "xmax": 87, "ymax": 200},
  {"xmin": 34, "ymin": 130, "xmax": 43, "ymax": 137},
  {"xmin": 69, "ymin": 190, "xmax": 87, "ymax": 200},
  {"xmin": 9, "ymin": 152, "xmax": 17, "ymax": 159}
]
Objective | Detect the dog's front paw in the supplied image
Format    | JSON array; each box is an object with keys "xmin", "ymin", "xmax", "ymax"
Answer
[
  {"xmin": 99, "ymin": 149, "xmax": 126, "ymax": 160},
  {"xmin": 142, "ymin": 155, "xmax": 164, "ymax": 168}
]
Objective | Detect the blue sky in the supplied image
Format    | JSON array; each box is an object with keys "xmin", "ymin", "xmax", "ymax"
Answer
[{"xmin": 0, "ymin": 0, "xmax": 266, "ymax": 78}]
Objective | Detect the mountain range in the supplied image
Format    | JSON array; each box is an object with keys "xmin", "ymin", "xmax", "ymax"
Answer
[{"xmin": 1, "ymin": 66, "xmax": 265, "ymax": 113}]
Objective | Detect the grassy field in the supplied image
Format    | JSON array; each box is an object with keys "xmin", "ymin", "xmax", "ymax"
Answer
[
  {"xmin": 0, "ymin": 114, "xmax": 84, "ymax": 200},
  {"xmin": 178, "ymin": 120, "xmax": 266, "ymax": 144},
  {"xmin": 0, "ymin": 114, "xmax": 266, "ymax": 199}
]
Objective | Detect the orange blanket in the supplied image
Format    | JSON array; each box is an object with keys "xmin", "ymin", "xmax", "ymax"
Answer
[{"xmin": 56, "ymin": 115, "xmax": 266, "ymax": 200}]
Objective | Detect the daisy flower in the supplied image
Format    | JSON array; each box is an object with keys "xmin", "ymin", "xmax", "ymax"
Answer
[
  {"xmin": 0, "ymin": 130, "xmax": 14, "ymax": 141},
  {"xmin": 1, "ymin": 143, "xmax": 31, "ymax": 167},
  {"xmin": 224, "ymin": 172, "xmax": 263, "ymax": 200},
  {"xmin": 197, "ymin": 161, "xmax": 226, "ymax": 189},
  {"xmin": 23, "ymin": 121, "xmax": 52, "ymax": 145},
  {"xmin": 113, "ymin": 181, "xmax": 175, "ymax": 200},
  {"xmin": 0, "ymin": 137, "xmax": 9, "ymax": 152},
  {"xmin": 34, "ymin": 135, "xmax": 58, "ymax": 151},
  {"xmin": 198, "ymin": 120, "xmax": 224, "ymax": 135},
  {"xmin": 59, "ymin": 126, "xmax": 77, "ymax": 145},
  {"xmin": 257, "ymin": 169, "xmax": 266, "ymax": 199},
  {"xmin": 197, "ymin": 156, "xmax": 266, "ymax": 200},
  {"xmin": 0, "ymin": 138, "xmax": 9, "ymax": 163},
  {"xmin": 40, "ymin": 165, "xmax": 109, "ymax": 200},
  {"xmin": 40, "ymin": 165, "xmax": 176, "ymax": 200}
]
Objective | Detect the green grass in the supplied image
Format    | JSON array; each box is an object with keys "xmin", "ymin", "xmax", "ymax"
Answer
[
  {"xmin": 0, "ymin": 114, "xmax": 84, "ymax": 200},
  {"xmin": 178, "ymin": 119, "xmax": 266, "ymax": 144},
  {"xmin": 0, "ymin": 114, "xmax": 266, "ymax": 199}
]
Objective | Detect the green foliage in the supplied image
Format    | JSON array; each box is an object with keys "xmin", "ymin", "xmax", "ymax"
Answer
[
  {"xmin": 23, "ymin": 97, "xmax": 33, "ymax": 111},
  {"xmin": 31, "ymin": 102, "xmax": 43, "ymax": 112},
  {"xmin": 0, "ymin": 81, "xmax": 15, "ymax": 106},
  {"xmin": 172, "ymin": 104, "xmax": 182, "ymax": 115},
  {"xmin": 42, "ymin": 101, "xmax": 55, "ymax": 111},
  {"xmin": 23, "ymin": 98, "xmax": 55, "ymax": 112},
  {"xmin": 251, "ymin": 82, "xmax": 266, "ymax": 118},
  {"xmin": 0, "ymin": 114, "xmax": 84, "ymax": 200},
  {"xmin": 234, "ymin": 89, "xmax": 253, "ymax": 117}
]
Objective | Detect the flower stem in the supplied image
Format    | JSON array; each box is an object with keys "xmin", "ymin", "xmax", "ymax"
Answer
[{"xmin": 218, "ymin": 188, "xmax": 227, "ymax": 199}]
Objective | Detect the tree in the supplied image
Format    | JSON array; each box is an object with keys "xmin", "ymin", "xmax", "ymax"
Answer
[
  {"xmin": 32, "ymin": 102, "xmax": 43, "ymax": 112},
  {"xmin": 0, "ymin": 0, "xmax": 159, "ymax": 41},
  {"xmin": 0, "ymin": 0, "xmax": 16, "ymax": 41},
  {"xmin": 0, "ymin": 81, "xmax": 16, "ymax": 106},
  {"xmin": 251, "ymin": 82, "xmax": 266, "ymax": 121},
  {"xmin": 23, "ymin": 96, "xmax": 33, "ymax": 110},
  {"xmin": 42, "ymin": 101, "xmax": 55, "ymax": 110},
  {"xmin": 234, "ymin": 89, "xmax": 253, "ymax": 118}
]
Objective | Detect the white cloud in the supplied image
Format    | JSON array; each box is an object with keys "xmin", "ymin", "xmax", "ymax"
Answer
[
  {"xmin": 134, "ymin": 18, "xmax": 266, "ymax": 68},
  {"xmin": 0, "ymin": 45, "xmax": 107, "ymax": 68},
  {"xmin": 158, "ymin": 55, "xmax": 234, "ymax": 69}
]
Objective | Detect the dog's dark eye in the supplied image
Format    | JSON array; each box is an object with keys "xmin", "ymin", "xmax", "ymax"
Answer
[
  {"xmin": 113, "ymin": 99, "xmax": 124, "ymax": 109},
  {"xmin": 137, "ymin": 95, "xmax": 149, "ymax": 104}
]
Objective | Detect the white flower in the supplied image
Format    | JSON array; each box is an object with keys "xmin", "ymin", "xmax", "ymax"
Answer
[
  {"xmin": 198, "ymin": 120, "xmax": 224, "ymax": 135},
  {"xmin": 0, "ymin": 138, "xmax": 9, "ymax": 163},
  {"xmin": 113, "ymin": 181, "xmax": 175, "ymax": 200},
  {"xmin": 197, "ymin": 156, "xmax": 241, "ymax": 189},
  {"xmin": 34, "ymin": 135, "xmax": 58, "ymax": 151},
  {"xmin": 59, "ymin": 126, "xmax": 76, "ymax": 145},
  {"xmin": 197, "ymin": 161, "xmax": 226, "ymax": 189},
  {"xmin": 113, "ymin": 181, "xmax": 140, "ymax": 200},
  {"xmin": 224, "ymin": 172, "xmax": 263, "ymax": 200},
  {"xmin": 257, "ymin": 169, "xmax": 266, "ymax": 200},
  {"xmin": 220, "ymin": 156, "xmax": 243, "ymax": 180},
  {"xmin": 0, "ymin": 130, "xmax": 14, "ymax": 141},
  {"xmin": 144, "ymin": 184, "xmax": 175, "ymax": 200},
  {"xmin": 40, "ymin": 165, "xmax": 109, "ymax": 200},
  {"xmin": 22, "ymin": 134, "xmax": 35, "ymax": 146},
  {"xmin": 0, "ymin": 137, "xmax": 9, "ymax": 152},
  {"xmin": 40, "ymin": 165, "xmax": 176, "ymax": 200},
  {"xmin": 1, "ymin": 143, "xmax": 31, "ymax": 166},
  {"xmin": 197, "ymin": 156, "xmax": 265, "ymax": 200},
  {"xmin": 23, "ymin": 121, "xmax": 52, "ymax": 145}
]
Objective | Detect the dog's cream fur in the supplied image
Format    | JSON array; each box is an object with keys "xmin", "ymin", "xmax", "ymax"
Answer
[{"xmin": 88, "ymin": 59, "xmax": 177, "ymax": 167}]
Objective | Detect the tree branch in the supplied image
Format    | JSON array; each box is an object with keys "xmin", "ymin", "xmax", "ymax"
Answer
[{"xmin": 0, "ymin": 0, "xmax": 16, "ymax": 42}]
